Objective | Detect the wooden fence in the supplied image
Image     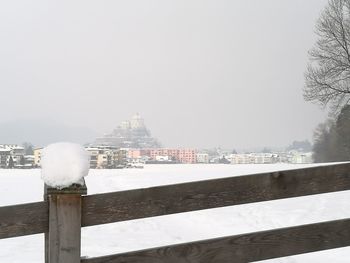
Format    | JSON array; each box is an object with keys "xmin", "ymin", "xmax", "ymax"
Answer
[{"xmin": 1, "ymin": 163, "xmax": 350, "ymax": 262}]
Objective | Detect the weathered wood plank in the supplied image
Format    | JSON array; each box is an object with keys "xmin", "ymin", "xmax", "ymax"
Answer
[
  {"xmin": 48, "ymin": 194, "xmax": 82, "ymax": 263},
  {"xmin": 81, "ymin": 218, "xmax": 350, "ymax": 263},
  {"xmin": 0, "ymin": 201, "xmax": 48, "ymax": 239},
  {"xmin": 44, "ymin": 181, "xmax": 87, "ymax": 263},
  {"xmin": 82, "ymin": 163, "xmax": 350, "ymax": 227},
  {"xmin": 46, "ymin": 182, "xmax": 86, "ymax": 263}
]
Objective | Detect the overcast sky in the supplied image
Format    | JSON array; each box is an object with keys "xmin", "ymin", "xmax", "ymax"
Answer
[{"xmin": 0, "ymin": 0, "xmax": 330, "ymax": 149}]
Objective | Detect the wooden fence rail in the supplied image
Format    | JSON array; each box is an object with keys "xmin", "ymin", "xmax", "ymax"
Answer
[
  {"xmin": 82, "ymin": 218, "xmax": 350, "ymax": 263},
  {"xmin": 82, "ymin": 163, "xmax": 350, "ymax": 227},
  {"xmin": 0, "ymin": 163, "xmax": 350, "ymax": 262},
  {"xmin": 0, "ymin": 201, "xmax": 48, "ymax": 239}
]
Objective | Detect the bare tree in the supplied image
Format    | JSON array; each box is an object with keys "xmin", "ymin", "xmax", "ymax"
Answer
[{"xmin": 304, "ymin": 0, "xmax": 350, "ymax": 112}]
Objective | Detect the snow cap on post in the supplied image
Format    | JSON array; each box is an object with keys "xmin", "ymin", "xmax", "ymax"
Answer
[{"xmin": 41, "ymin": 142, "xmax": 90, "ymax": 189}]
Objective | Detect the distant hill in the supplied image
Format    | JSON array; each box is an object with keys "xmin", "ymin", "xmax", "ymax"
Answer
[
  {"xmin": 0, "ymin": 120, "xmax": 99, "ymax": 147},
  {"xmin": 95, "ymin": 113, "xmax": 161, "ymax": 148}
]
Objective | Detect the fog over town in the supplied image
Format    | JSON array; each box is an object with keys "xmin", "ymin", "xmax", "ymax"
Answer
[
  {"xmin": 2, "ymin": 1, "xmax": 350, "ymax": 263},
  {"xmin": 0, "ymin": 0, "xmax": 329, "ymax": 149}
]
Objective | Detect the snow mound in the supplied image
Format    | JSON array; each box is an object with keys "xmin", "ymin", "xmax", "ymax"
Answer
[{"xmin": 41, "ymin": 142, "xmax": 90, "ymax": 188}]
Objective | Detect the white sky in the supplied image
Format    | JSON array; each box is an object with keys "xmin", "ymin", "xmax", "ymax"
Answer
[{"xmin": 0, "ymin": 0, "xmax": 329, "ymax": 148}]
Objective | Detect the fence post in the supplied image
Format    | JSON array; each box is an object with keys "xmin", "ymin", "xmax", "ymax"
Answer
[{"xmin": 44, "ymin": 182, "xmax": 87, "ymax": 263}]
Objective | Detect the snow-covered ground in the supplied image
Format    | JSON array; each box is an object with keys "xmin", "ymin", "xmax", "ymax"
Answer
[{"xmin": 1, "ymin": 164, "xmax": 350, "ymax": 262}]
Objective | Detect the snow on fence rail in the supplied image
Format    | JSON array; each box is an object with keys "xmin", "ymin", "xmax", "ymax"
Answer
[{"xmin": 0, "ymin": 163, "xmax": 350, "ymax": 262}]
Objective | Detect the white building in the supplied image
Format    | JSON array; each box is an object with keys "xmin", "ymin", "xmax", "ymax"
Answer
[
  {"xmin": 229, "ymin": 153, "xmax": 279, "ymax": 164},
  {"xmin": 155, "ymin": 155, "xmax": 169, "ymax": 162},
  {"xmin": 33, "ymin": 148, "xmax": 43, "ymax": 167},
  {"xmin": 290, "ymin": 151, "xmax": 313, "ymax": 164},
  {"xmin": 229, "ymin": 154, "xmax": 251, "ymax": 164},
  {"xmin": 0, "ymin": 148, "xmax": 11, "ymax": 168},
  {"xmin": 196, "ymin": 153, "xmax": 209, "ymax": 163},
  {"xmin": 0, "ymin": 144, "xmax": 25, "ymax": 167}
]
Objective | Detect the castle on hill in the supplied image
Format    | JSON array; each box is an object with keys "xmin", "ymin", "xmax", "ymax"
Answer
[{"xmin": 94, "ymin": 113, "xmax": 161, "ymax": 149}]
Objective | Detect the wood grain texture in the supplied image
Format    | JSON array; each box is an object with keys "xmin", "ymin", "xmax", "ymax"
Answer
[
  {"xmin": 44, "ymin": 182, "xmax": 86, "ymax": 263},
  {"xmin": 49, "ymin": 194, "xmax": 82, "ymax": 263},
  {"xmin": 82, "ymin": 163, "xmax": 350, "ymax": 227},
  {"xmin": 0, "ymin": 201, "xmax": 48, "ymax": 239},
  {"xmin": 81, "ymin": 218, "xmax": 350, "ymax": 263}
]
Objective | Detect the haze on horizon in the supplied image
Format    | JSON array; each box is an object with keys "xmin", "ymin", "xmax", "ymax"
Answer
[{"xmin": 0, "ymin": 0, "xmax": 329, "ymax": 149}]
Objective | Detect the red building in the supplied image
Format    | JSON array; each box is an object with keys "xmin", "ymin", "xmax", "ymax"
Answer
[{"xmin": 149, "ymin": 148, "xmax": 196, "ymax": 164}]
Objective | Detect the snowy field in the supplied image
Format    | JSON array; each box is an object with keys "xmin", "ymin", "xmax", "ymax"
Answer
[{"xmin": 1, "ymin": 163, "xmax": 350, "ymax": 262}]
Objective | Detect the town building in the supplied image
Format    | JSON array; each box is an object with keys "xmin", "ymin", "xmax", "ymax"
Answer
[
  {"xmin": 148, "ymin": 148, "xmax": 196, "ymax": 164},
  {"xmin": 85, "ymin": 147, "xmax": 99, "ymax": 168},
  {"xmin": 0, "ymin": 144, "xmax": 26, "ymax": 167},
  {"xmin": 86, "ymin": 146, "xmax": 127, "ymax": 168},
  {"xmin": 114, "ymin": 149, "xmax": 128, "ymax": 167},
  {"xmin": 229, "ymin": 153, "xmax": 279, "ymax": 164},
  {"xmin": 0, "ymin": 148, "xmax": 11, "ymax": 168},
  {"xmin": 127, "ymin": 149, "xmax": 142, "ymax": 160},
  {"xmin": 228, "ymin": 151, "xmax": 313, "ymax": 165},
  {"xmin": 32, "ymin": 145, "xmax": 128, "ymax": 169},
  {"xmin": 196, "ymin": 153, "xmax": 209, "ymax": 163},
  {"xmin": 290, "ymin": 151, "xmax": 313, "ymax": 164},
  {"xmin": 33, "ymin": 148, "xmax": 43, "ymax": 167},
  {"xmin": 0, "ymin": 144, "xmax": 25, "ymax": 168}
]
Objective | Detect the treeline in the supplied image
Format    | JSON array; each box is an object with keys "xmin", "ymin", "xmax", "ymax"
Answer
[{"xmin": 313, "ymin": 105, "xmax": 350, "ymax": 163}]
